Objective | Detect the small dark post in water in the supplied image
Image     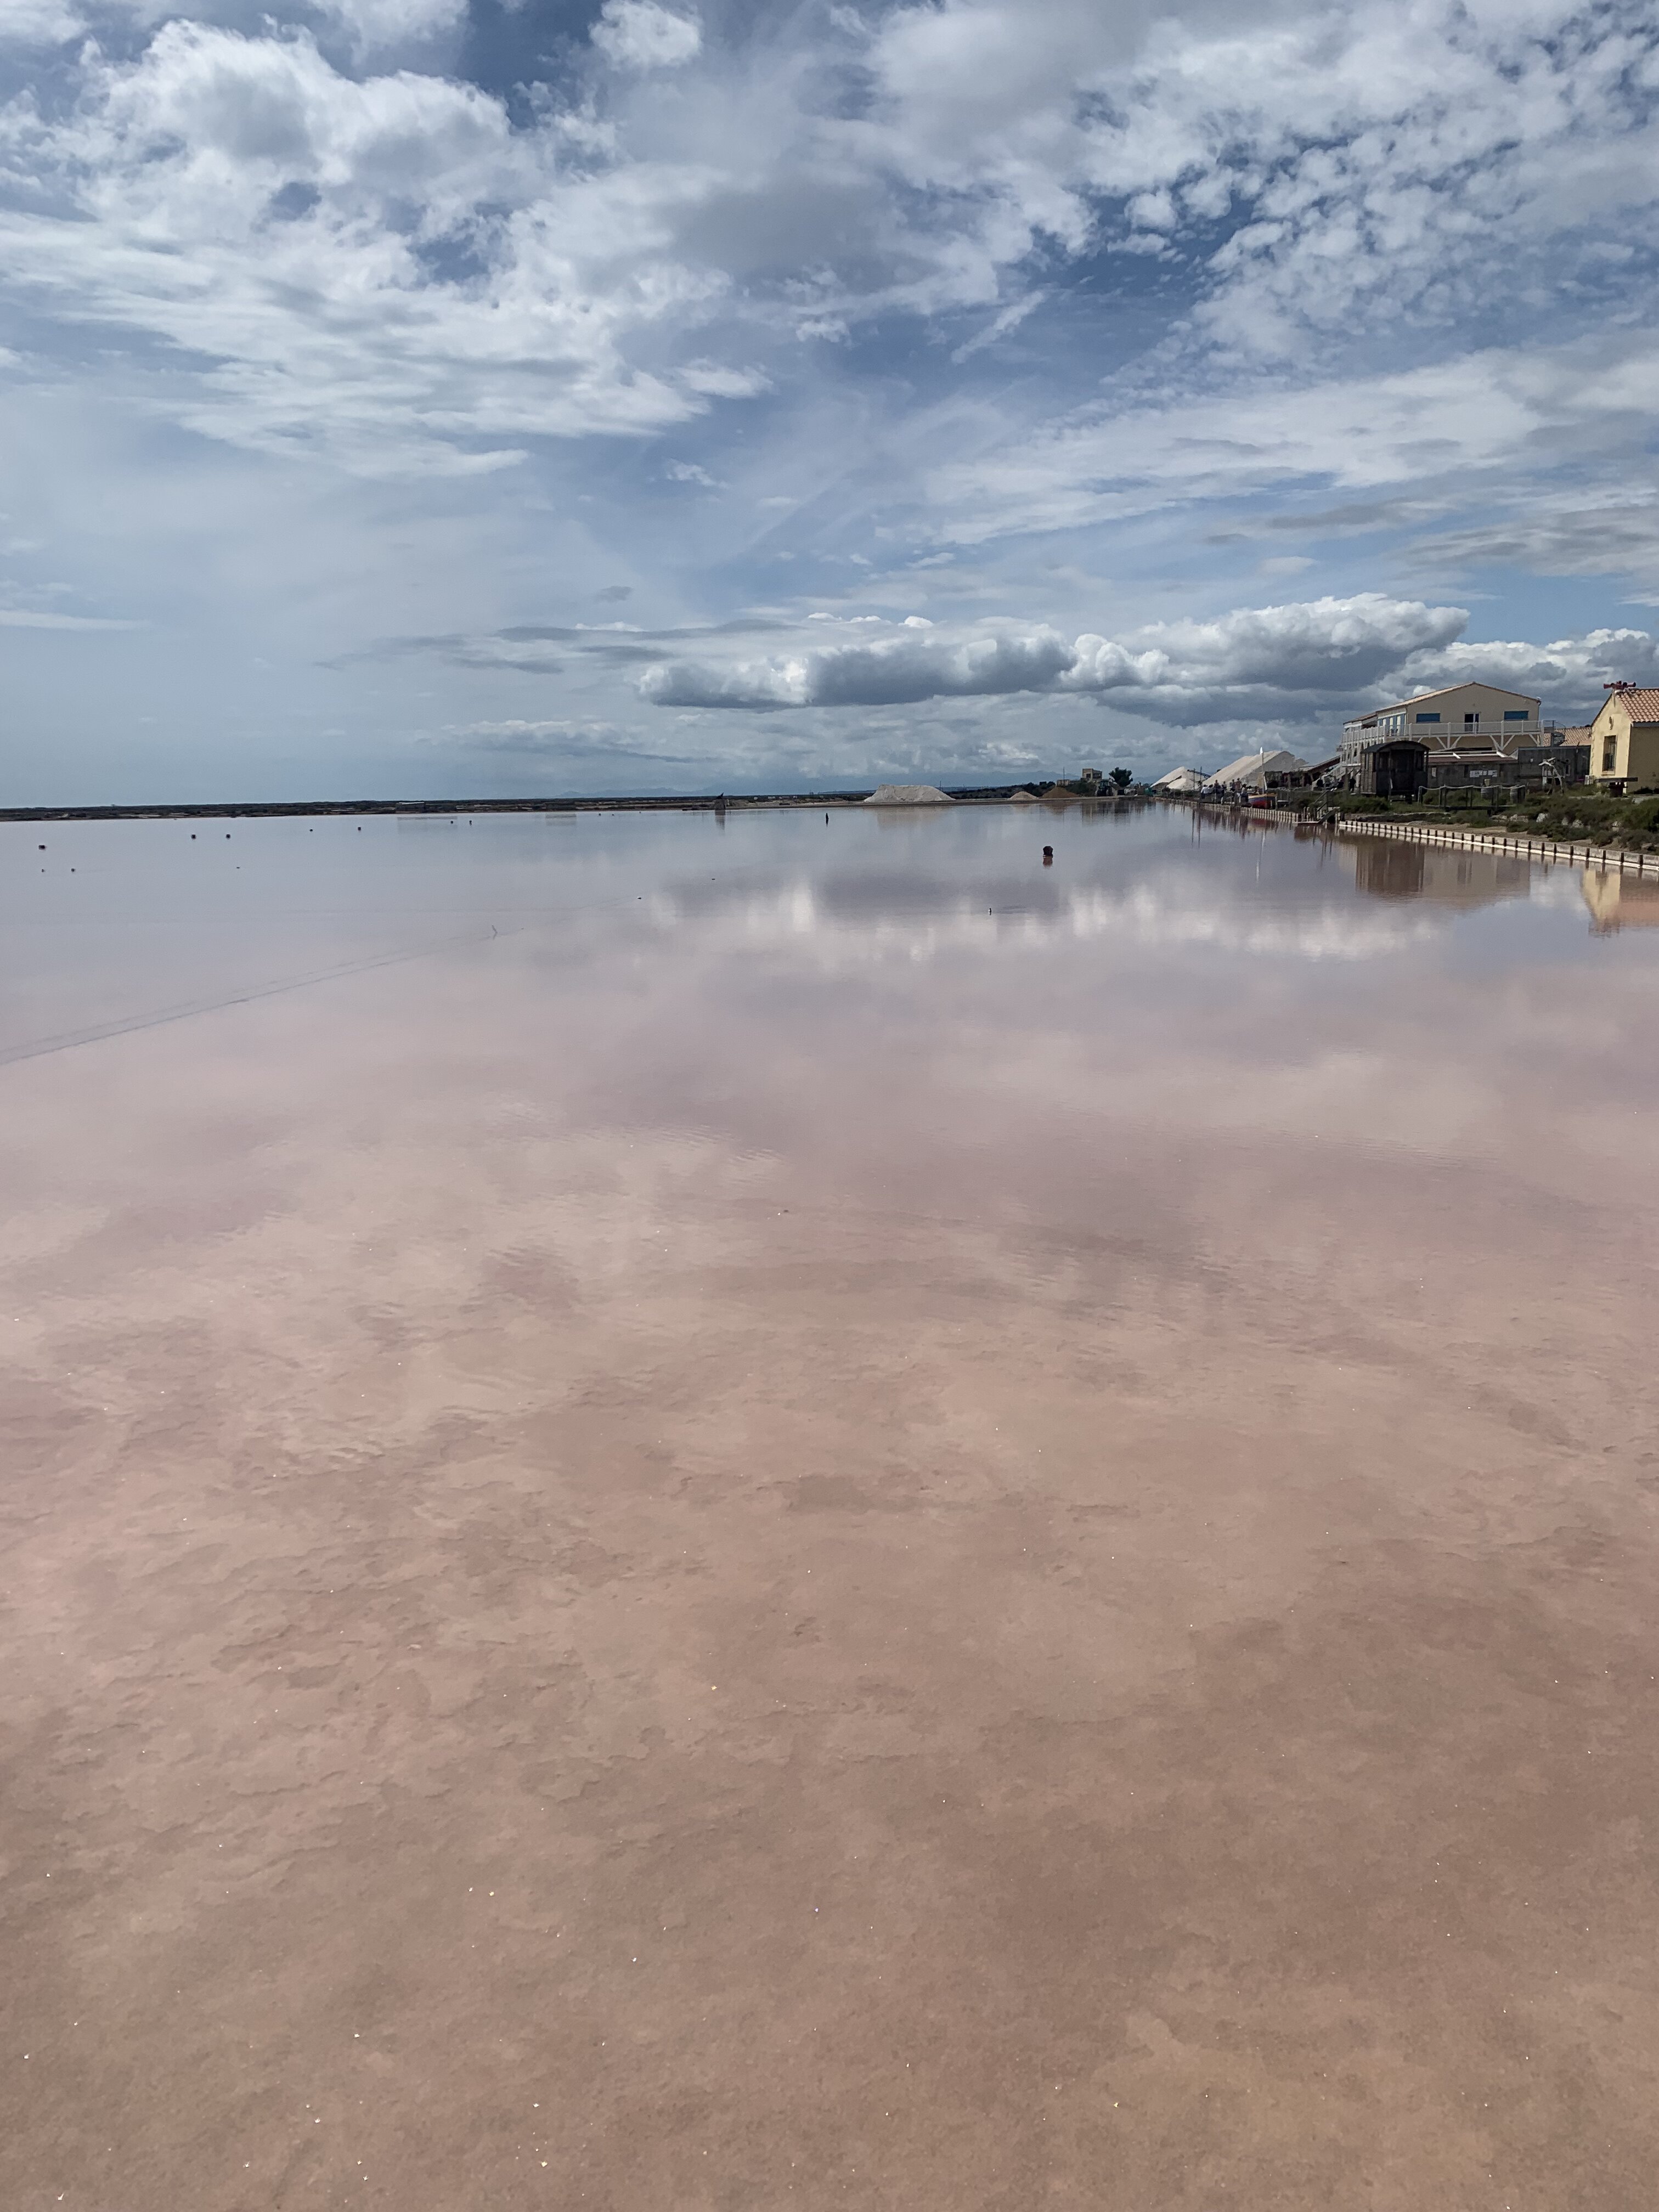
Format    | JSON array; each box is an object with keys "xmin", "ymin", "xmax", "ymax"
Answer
[{"xmin": 1043, "ymin": 845, "xmax": 1054, "ymax": 865}]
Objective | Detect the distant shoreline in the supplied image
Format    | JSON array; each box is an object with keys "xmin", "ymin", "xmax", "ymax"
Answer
[{"xmin": 1, "ymin": 786, "xmax": 1048, "ymax": 825}]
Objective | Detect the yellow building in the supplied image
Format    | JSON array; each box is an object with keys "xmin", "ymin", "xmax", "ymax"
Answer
[{"xmin": 1585, "ymin": 686, "xmax": 1659, "ymax": 788}]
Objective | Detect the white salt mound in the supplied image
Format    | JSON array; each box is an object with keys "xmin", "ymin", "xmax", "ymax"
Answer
[
  {"xmin": 1006, "ymin": 788, "xmax": 1039, "ymax": 802},
  {"xmin": 864, "ymin": 784, "xmax": 955, "ymax": 805}
]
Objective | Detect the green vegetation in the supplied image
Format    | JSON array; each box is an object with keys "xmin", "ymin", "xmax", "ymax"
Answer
[{"xmin": 1284, "ymin": 787, "xmax": 1659, "ymax": 851}]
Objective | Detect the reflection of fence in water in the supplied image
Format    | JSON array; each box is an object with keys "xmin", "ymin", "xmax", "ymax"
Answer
[
  {"xmin": 1336, "ymin": 815, "xmax": 1657, "ymax": 876},
  {"xmin": 1328, "ymin": 816, "xmax": 1659, "ymax": 932}
]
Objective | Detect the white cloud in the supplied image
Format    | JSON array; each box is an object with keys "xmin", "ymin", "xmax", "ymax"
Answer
[
  {"xmin": 1405, "ymin": 628, "xmax": 1659, "ymax": 712},
  {"xmin": 0, "ymin": 21, "xmax": 742, "ymax": 469},
  {"xmin": 0, "ymin": 608, "xmax": 141, "ymax": 628},
  {"xmin": 3, "ymin": 0, "xmax": 1655, "ymax": 496},
  {"xmin": 1065, "ymin": 596, "xmax": 1470, "ymax": 709},
  {"xmin": 0, "ymin": 0, "xmax": 82, "ymax": 42},
  {"xmin": 950, "ymin": 290, "xmax": 1045, "ymax": 364},
  {"xmin": 925, "ymin": 338, "xmax": 1659, "ymax": 549},
  {"xmin": 311, "ymin": 0, "xmax": 468, "ymax": 49},
  {"xmin": 591, "ymin": 1, "xmax": 701, "ymax": 72},
  {"xmin": 642, "ymin": 623, "xmax": 1077, "ymax": 708},
  {"xmin": 442, "ymin": 718, "xmax": 697, "ymax": 761},
  {"xmin": 860, "ymin": 0, "xmax": 1659, "ymax": 352},
  {"xmin": 634, "ymin": 599, "xmax": 1659, "ymax": 735},
  {"xmin": 641, "ymin": 594, "xmax": 1472, "ymax": 720}
]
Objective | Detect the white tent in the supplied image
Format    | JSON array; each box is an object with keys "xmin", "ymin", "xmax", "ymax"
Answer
[{"xmin": 1203, "ymin": 748, "xmax": 1309, "ymax": 790}]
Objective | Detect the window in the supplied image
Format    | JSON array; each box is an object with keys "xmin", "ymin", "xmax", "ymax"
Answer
[
  {"xmin": 1604, "ymin": 740, "xmax": 1618, "ymax": 772},
  {"xmin": 1503, "ymin": 709, "xmax": 1530, "ymax": 723},
  {"xmin": 1464, "ymin": 712, "xmax": 1478, "ymax": 728},
  {"xmin": 1415, "ymin": 712, "xmax": 1441, "ymax": 724}
]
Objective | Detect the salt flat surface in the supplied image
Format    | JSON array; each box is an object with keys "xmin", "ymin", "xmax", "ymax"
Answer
[{"xmin": 4, "ymin": 804, "xmax": 1658, "ymax": 2210}]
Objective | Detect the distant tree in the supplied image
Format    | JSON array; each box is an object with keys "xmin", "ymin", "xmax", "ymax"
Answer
[{"xmin": 1109, "ymin": 768, "xmax": 1133, "ymax": 793}]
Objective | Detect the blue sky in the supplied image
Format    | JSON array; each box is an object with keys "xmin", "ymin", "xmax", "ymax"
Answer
[{"xmin": 2, "ymin": 0, "xmax": 1658, "ymax": 799}]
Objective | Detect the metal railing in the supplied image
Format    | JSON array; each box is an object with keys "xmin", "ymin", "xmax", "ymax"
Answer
[{"xmin": 1332, "ymin": 816, "xmax": 1653, "ymax": 873}]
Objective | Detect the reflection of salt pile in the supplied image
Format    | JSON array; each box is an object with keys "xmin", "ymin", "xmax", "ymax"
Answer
[{"xmin": 863, "ymin": 785, "xmax": 955, "ymax": 805}]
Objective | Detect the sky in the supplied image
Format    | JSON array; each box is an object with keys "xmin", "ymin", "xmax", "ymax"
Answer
[{"xmin": 2, "ymin": 0, "xmax": 1658, "ymax": 800}]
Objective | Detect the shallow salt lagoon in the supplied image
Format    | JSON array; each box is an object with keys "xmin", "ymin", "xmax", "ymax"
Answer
[{"xmin": 4, "ymin": 800, "xmax": 1659, "ymax": 2209}]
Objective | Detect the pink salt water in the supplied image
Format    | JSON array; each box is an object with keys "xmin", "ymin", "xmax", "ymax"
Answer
[{"xmin": 3, "ymin": 804, "xmax": 1658, "ymax": 2210}]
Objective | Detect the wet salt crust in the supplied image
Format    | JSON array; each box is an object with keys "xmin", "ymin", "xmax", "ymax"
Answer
[{"xmin": 3, "ymin": 804, "xmax": 1658, "ymax": 2209}]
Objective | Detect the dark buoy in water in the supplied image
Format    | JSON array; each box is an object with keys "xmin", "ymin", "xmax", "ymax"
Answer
[{"xmin": 1042, "ymin": 844, "xmax": 1054, "ymax": 865}]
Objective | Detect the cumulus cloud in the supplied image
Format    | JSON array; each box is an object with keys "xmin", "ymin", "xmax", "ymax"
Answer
[
  {"xmin": 641, "ymin": 623, "xmax": 1076, "ymax": 709},
  {"xmin": 0, "ymin": 0, "xmax": 82, "ymax": 42},
  {"xmin": 1404, "ymin": 629, "xmax": 1659, "ymax": 715},
  {"xmin": 591, "ymin": 1, "xmax": 701, "ymax": 71},
  {"xmin": 641, "ymin": 595, "xmax": 1472, "ymax": 721},
  {"xmin": 1065, "ymin": 597, "xmax": 1469, "ymax": 712},
  {"xmin": 635, "ymin": 600, "xmax": 1659, "ymax": 733}
]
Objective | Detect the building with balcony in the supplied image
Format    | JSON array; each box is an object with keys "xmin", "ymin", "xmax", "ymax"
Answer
[{"xmin": 1340, "ymin": 681, "xmax": 1541, "ymax": 770}]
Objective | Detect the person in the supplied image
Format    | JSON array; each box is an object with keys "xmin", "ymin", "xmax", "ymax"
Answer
[{"xmin": 1042, "ymin": 845, "xmax": 1053, "ymax": 865}]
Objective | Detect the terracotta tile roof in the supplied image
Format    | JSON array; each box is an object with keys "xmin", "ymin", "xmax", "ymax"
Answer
[{"xmin": 1607, "ymin": 688, "xmax": 1659, "ymax": 721}]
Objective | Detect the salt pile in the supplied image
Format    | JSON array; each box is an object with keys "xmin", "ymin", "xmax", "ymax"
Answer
[{"xmin": 863, "ymin": 784, "xmax": 955, "ymax": 805}]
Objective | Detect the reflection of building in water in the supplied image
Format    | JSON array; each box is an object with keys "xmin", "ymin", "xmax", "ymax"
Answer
[
  {"xmin": 1351, "ymin": 840, "xmax": 1532, "ymax": 910},
  {"xmin": 1582, "ymin": 868, "xmax": 1659, "ymax": 933}
]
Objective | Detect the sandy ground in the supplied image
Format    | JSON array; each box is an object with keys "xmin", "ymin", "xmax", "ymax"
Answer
[{"xmin": 4, "ymin": 819, "xmax": 1659, "ymax": 2210}]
